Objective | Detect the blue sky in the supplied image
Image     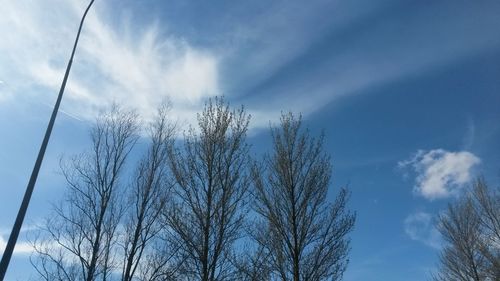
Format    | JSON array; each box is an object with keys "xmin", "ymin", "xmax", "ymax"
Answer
[{"xmin": 1, "ymin": 0, "xmax": 500, "ymax": 280}]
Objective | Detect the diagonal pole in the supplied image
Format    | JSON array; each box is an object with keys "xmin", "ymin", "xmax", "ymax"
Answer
[{"xmin": 0, "ymin": 1, "xmax": 95, "ymax": 279}]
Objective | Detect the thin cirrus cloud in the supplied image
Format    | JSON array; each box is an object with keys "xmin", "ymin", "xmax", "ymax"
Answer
[
  {"xmin": 234, "ymin": 0, "xmax": 500, "ymax": 123},
  {"xmin": 399, "ymin": 149, "xmax": 481, "ymax": 200},
  {"xmin": 2, "ymin": 0, "xmax": 500, "ymax": 128},
  {"xmin": 0, "ymin": 0, "xmax": 219, "ymax": 123},
  {"xmin": 0, "ymin": 236, "xmax": 33, "ymax": 256},
  {"xmin": 404, "ymin": 211, "xmax": 441, "ymax": 249},
  {"xmin": 0, "ymin": 225, "xmax": 38, "ymax": 256}
]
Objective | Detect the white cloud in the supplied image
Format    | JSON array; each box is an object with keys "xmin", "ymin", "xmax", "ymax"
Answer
[
  {"xmin": 2, "ymin": 0, "xmax": 499, "ymax": 131},
  {"xmin": 399, "ymin": 149, "xmax": 480, "ymax": 200},
  {"xmin": 404, "ymin": 211, "xmax": 441, "ymax": 249},
  {"xmin": 0, "ymin": 0, "xmax": 219, "ymax": 123},
  {"xmin": 0, "ymin": 80, "xmax": 8, "ymax": 103},
  {"xmin": 0, "ymin": 236, "xmax": 33, "ymax": 256},
  {"xmin": 0, "ymin": 224, "xmax": 40, "ymax": 256}
]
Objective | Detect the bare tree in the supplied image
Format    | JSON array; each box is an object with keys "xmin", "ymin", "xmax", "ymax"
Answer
[
  {"xmin": 471, "ymin": 178, "xmax": 500, "ymax": 278},
  {"xmin": 434, "ymin": 197, "xmax": 484, "ymax": 281},
  {"xmin": 31, "ymin": 105, "xmax": 139, "ymax": 281},
  {"xmin": 250, "ymin": 112, "xmax": 355, "ymax": 281},
  {"xmin": 433, "ymin": 178, "xmax": 500, "ymax": 281},
  {"xmin": 121, "ymin": 103, "xmax": 177, "ymax": 281},
  {"xmin": 166, "ymin": 97, "xmax": 251, "ymax": 281}
]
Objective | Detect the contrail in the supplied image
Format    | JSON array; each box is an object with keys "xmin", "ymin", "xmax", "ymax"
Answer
[
  {"xmin": 40, "ymin": 101, "xmax": 83, "ymax": 122},
  {"xmin": 59, "ymin": 108, "xmax": 83, "ymax": 122}
]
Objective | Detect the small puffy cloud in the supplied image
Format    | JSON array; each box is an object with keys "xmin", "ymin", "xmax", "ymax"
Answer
[
  {"xmin": 404, "ymin": 211, "xmax": 441, "ymax": 249},
  {"xmin": 399, "ymin": 149, "xmax": 480, "ymax": 200}
]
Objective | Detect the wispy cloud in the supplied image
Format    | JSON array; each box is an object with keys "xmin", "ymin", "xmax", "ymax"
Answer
[
  {"xmin": 0, "ymin": 0, "xmax": 219, "ymax": 123},
  {"xmin": 462, "ymin": 118, "xmax": 476, "ymax": 150},
  {"xmin": 404, "ymin": 211, "xmax": 441, "ymax": 249},
  {"xmin": 2, "ymin": 0, "xmax": 499, "ymax": 129},
  {"xmin": 232, "ymin": 1, "xmax": 500, "ymax": 123},
  {"xmin": 0, "ymin": 236, "xmax": 33, "ymax": 256},
  {"xmin": 0, "ymin": 224, "xmax": 39, "ymax": 256},
  {"xmin": 0, "ymin": 80, "xmax": 8, "ymax": 103},
  {"xmin": 399, "ymin": 149, "xmax": 480, "ymax": 200}
]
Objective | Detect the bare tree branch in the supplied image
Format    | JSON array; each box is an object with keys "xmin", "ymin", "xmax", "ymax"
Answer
[
  {"xmin": 31, "ymin": 105, "xmax": 139, "ymax": 281},
  {"xmin": 433, "ymin": 178, "xmax": 500, "ymax": 281},
  {"xmin": 249, "ymin": 112, "xmax": 355, "ymax": 281},
  {"xmin": 121, "ymin": 102, "xmax": 177, "ymax": 281},
  {"xmin": 166, "ymin": 97, "xmax": 251, "ymax": 281}
]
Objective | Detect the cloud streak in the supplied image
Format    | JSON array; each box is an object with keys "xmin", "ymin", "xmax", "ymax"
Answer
[
  {"xmin": 231, "ymin": 0, "xmax": 500, "ymax": 123},
  {"xmin": 399, "ymin": 149, "xmax": 480, "ymax": 200},
  {"xmin": 1, "ymin": 0, "xmax": 499, "ymax": 129},
  {"xmin": 0, "ymin": 236, "xmax": 33, "ymax": 256},
  {"xmin": 0, "ymin": 0, "xmax": 219, "ymax": 123},
  {"xmin": 0, "ymin": 225, "xmax": 39, "ymax": 256}
]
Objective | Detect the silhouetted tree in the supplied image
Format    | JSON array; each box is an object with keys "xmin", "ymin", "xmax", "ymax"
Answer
[
  {"xmin": 250, "ymin": 112, "xmax": 355, "ymax": 281},
  {"xmin": 471, "ymin": 178, "xmax": 500, "ymax": 278},
  {"xmin": 166, "ymin": 97, "xmax": 251, "ymax": 281},
  {"xmin": 31, "ymin": 105, "xmax": 139, "ymax": 281},
  {"xmin": 121, "ymin": 103, "xmax": 178, "ymax": 281},
  {"xmin": 433, "ymin": 178, "xmax": 500, "ymax": 281},
  {"xmin": 29, "ymin": 103, "xmax": 357, "ymax": 281}
]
